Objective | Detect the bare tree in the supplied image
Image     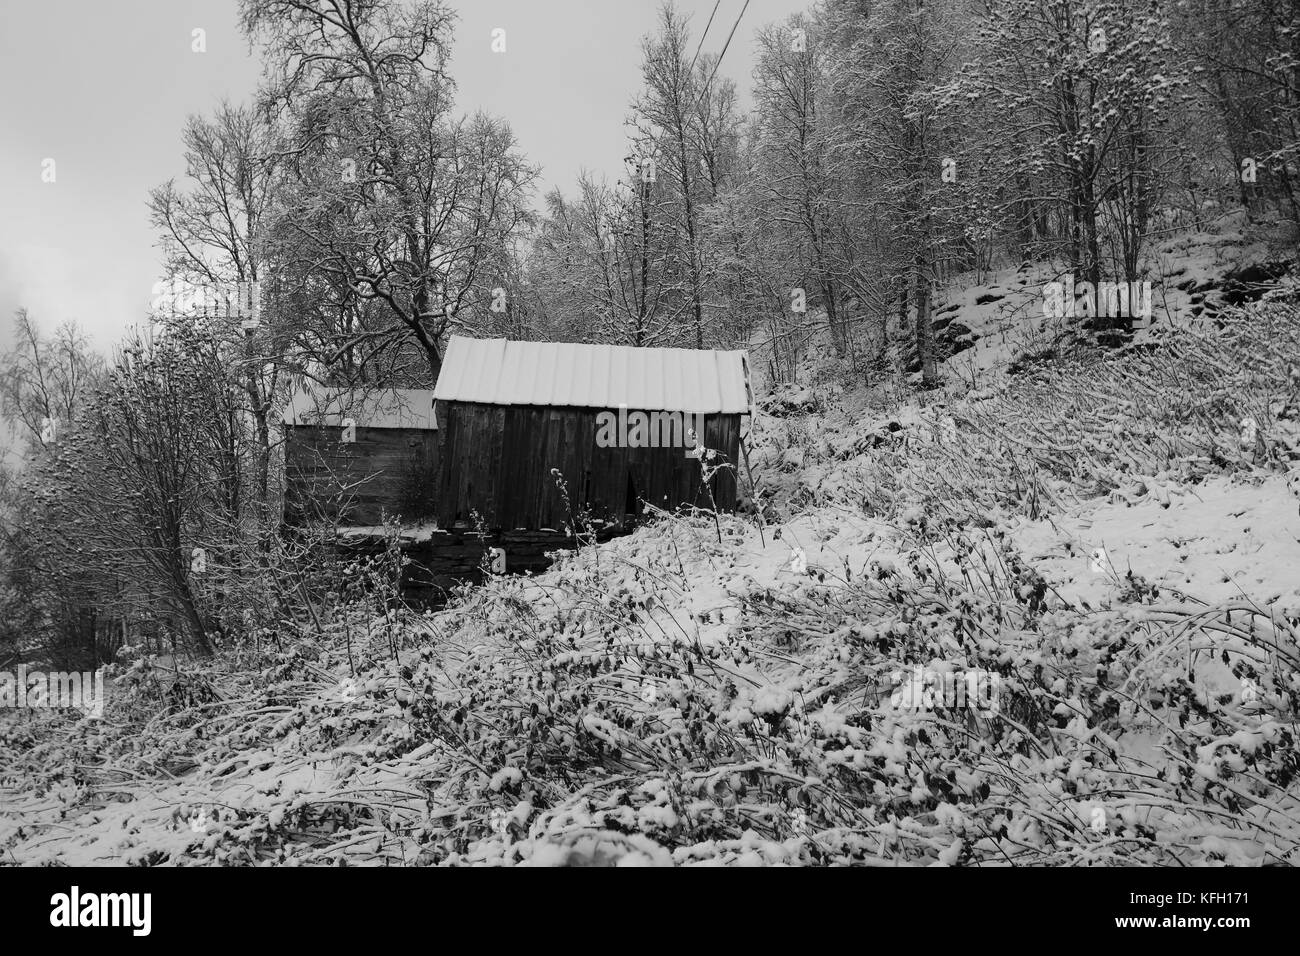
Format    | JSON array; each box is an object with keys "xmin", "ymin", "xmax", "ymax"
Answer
[
  {"xmin": 242, "ymin": 0, "xmax": 537, "ymax": 381},
  {"xmin": 633, "ymin": 4, "xmax": 714, "ymax": 349},
  {"xmin": 149, "ymin": 103, "xmax": 285, "ymax": 520},
  {"xmin": 0, "ymin": 310, "xmax": 102, "ymax": 452},
  {"xmin": 22, "ymin": 321, "xmax": 256, "ymax": 657}
]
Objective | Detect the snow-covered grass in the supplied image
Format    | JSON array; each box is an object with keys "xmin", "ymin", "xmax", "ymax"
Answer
[{"xmin": 3, "ymin": 293, "xmax": 1299, "ymax": 866}]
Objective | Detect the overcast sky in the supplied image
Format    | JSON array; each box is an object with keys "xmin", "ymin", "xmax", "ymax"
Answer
[{"xmin": 0, "ymin": 0, "xmax": 807, "ymax": 357}]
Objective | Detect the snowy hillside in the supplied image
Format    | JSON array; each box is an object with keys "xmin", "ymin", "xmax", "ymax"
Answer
[{"xmin": 4, "ymin": 247, "xmax": 1298, "ymax": 866}]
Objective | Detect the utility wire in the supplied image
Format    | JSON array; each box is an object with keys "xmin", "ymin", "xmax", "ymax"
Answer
[
  {"xmin": 695, "ymin": 0, "xmax": 751, "ymax": 111},
  {"xmin": 687, "ymin": 0, "xmax": 722, "ymax": 78}
]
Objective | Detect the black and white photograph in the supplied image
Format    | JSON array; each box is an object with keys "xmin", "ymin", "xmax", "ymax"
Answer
[{"xmin": 0, "ymin": 0, "xmax": 1295, "ymax": 921}]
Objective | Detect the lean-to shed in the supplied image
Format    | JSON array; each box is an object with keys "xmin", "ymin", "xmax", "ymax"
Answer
[
  {"xmin": 281, "ymin": 385, "xmax": 439, "ymax": 525},
  {"xmin": 432, "ymin": 336, "xmax": 752, "ymax": 531}
]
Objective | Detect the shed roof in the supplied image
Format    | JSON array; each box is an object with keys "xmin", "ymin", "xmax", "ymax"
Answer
[
  {"xmin": 432, "ymin": 336, "xmax": 752, "ymax": 414},
  {"xmin": 282, "ymin": 384, "xmax": 437, "ymax": 430}
]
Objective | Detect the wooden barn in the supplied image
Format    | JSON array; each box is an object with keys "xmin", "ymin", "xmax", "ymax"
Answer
[
  {"xmin": 281, "ymin": 385, "xmax": 439, "ymax": 526},
  {"xmin": 431, "ymin": 336, "xmax": 752, "ymax": 532}
]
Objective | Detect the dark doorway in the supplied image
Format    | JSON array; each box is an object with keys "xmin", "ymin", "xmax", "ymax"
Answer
[{"xmin": 624, "ymin": 468, "xmax": 640, "ymax": 520}]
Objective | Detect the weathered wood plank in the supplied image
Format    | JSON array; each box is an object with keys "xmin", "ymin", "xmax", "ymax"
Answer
[{"xmin": 433, "ymin": 402, "xmax": 743, "ymax": 532}]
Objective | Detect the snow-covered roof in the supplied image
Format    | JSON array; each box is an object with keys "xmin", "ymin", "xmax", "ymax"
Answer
[
  {"xmin": 432, "ymin": 336, "xmax": 752, "ymax": 414},
  {"xmin": 281, "ymin": 384, "xmax": 437, "ymax": 430}
]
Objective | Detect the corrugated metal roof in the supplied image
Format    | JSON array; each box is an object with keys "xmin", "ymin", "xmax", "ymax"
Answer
[
  {"xmin": 433, "ymin": 336, "xmax": 752, "ymax": 414},
  {"xmin": 282, "ymin": 384, "xmax": 437, "ymax": 430}
]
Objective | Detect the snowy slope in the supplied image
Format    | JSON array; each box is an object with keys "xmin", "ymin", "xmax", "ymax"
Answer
[{"xmin": 3, "ymin": 227, "xmax": 1298, "ymax": 867}]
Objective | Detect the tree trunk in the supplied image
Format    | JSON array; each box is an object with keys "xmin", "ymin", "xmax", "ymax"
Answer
[
  {"xmin": 171, "ymin": 557, "xmax": 213, "ymax": 657},
  {"xmin": 915, "ymin": 244, "xmax": 937, "ymax": 387}
]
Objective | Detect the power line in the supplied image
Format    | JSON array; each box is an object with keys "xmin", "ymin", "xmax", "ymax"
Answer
[
  {"xmin": 691, "ymin": 0, "xmax": 722, "ymax": 78},
  {"xmin": 695, "ymin": 0, "xmax": 751, "ymax": 111}
]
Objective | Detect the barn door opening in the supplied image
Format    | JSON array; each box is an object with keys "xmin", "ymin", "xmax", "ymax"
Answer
[{"xmin": 624, "ymin": 468, "xmax": 640, "ymax": 521}]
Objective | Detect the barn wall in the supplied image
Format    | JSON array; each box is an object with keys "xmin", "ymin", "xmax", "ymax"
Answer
[
  {"xmin": 285, "ymin": 425, "xmax": 439, "ymax": 526},
  {"xmin": 435, "ymin": 401, "xmax": 741, "ymax": 531}
]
